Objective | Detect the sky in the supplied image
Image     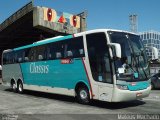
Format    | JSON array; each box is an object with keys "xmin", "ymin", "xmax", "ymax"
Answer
[{"xmin": 0, "ymin": 0, "xmax": 160, "ymax": 32}]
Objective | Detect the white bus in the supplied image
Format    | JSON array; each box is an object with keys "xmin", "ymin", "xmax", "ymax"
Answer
[{"xmin": 2, "ymin": 29, "xmax": 155, "ymax": 104}]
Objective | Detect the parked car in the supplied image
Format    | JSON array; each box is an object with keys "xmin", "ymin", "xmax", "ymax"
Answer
[{"xmin": 150, "ymin": 73, "xmax": 160, "ymax": 89}]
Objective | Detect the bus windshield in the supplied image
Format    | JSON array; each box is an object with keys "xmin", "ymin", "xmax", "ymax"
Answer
[{"xmin": 109, "ymin": 31, "xmax": 149, "ymax": 81}]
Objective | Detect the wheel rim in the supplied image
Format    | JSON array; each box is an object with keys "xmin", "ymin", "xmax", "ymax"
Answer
[
  {"xmin": 80, "ymin": 90, "xmax": 87, "ymax": 99},
  {"xmin": 12, "ymin": 83, "xmax": 16, "ymax": 90},
  {"xmin": 19, "ymin": 84, "xmax": 22, "ymax": 92}
]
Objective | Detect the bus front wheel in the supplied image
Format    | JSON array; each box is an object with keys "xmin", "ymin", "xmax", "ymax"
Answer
[
  {"xmin": 76, "ymin": 86, "xmax": 90, "ymax": 104},
  {"xmin": 17, "ymin": 81, "xmax": 23, "ymax": 94}
]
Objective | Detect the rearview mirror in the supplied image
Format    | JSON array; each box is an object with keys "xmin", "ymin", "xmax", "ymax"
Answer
[{"xmin": 108, "ymin": 43, "xmax": 121, "ymax": 59}]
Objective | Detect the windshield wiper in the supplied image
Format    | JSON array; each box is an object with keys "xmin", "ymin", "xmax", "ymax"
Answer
[
  {"xmin": 136, "ymin": 53, "xmax": 148, "ymax": 79},
  {"xmin": 126, "ymin": 34, "xmax": 146, "ymax": 80},
  {"xmin": 126, "ymin": 35, "xmax": 139, "ymax": 73}
]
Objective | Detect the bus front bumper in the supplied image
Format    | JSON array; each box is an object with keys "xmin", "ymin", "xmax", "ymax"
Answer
[{"xmin": 111, "ymin": 85, "xmax": 151, "ymax": 102}]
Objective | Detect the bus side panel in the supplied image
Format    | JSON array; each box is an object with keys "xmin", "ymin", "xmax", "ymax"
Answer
[
  {"xmin": 2, "ymin": 64, "xmax": 23, "ymax": 85},
  {"xmin": 20, "ymin": 59, "xmax": 90, "ymax": 90}
]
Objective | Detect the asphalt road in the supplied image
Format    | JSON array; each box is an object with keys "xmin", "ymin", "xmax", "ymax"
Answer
[{"xmin": 0, "ymin": 84, "xmax": 160, "ymax": 120}]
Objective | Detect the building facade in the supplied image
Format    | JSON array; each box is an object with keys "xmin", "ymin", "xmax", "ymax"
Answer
[{"xmin": 139, "ymin": 30, "xmax": 160, "ymax": 59}]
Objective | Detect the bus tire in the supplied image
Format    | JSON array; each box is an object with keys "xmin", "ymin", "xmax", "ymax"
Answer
[
  {"xmin": 17, "ymin": 81, "xmax": 23, "ymax": 94},
  {"xmin": 11, "ymin": 80, "xmax": 17, "ymax": 92},
  {"xmin": 76, "ymin": 85, "xmax": 90, "ymax": 104}
]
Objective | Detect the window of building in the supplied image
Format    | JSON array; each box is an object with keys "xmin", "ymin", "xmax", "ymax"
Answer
[
  {"xmin": 147, "ymin": 33, "xmax": 149, "ymax": 39},
  {"xmin": 143, "ymin": 40, "xmax": 147, "ymax": 44},
  {"xmin": 144, "ymin": 34, "xmax": 146, "ymax": 39},
  {"xmin": 148, "ymin": 39, "xmax": 151, "ymax": 44}
]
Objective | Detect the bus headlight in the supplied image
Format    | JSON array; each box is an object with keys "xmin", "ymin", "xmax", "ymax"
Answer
[{"xmin": 116, "ymin": 84, "xmax": 128, "ymax": 90}]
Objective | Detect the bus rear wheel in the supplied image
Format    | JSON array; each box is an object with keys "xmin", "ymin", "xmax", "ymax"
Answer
[
  {"xmin": 17, "ymin": 81, "xmax": 23, "ymax": 94},
  {"xmin": 76, "ymin": 86, "xmax": 90, "ymax": 104}
]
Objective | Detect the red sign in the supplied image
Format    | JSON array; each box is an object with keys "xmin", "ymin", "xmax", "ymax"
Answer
[
  {"xmin": 61, "ymin": 59, "xmax": 73, "ymax": 64},
  {"xmin": 47, "ymin": 8, "xmax": 52, "ymax": 21},
  {"xmin": 130, "ymin": 82, "xmax": 136, "ymax": 86},
  {"xmin": 58, "ymin": 15, "xmax": 66, "ymax": 23},
  {"xmin": 73, "ymin": 15, "xmax": 77, "ymax": 27}
]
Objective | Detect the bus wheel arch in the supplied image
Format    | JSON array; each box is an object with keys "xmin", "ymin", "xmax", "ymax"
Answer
[
  {"xmin": 75, "ymin": 82, "xmax": 90, "ymax": 104},
  {"xmin": 17, "ymin": 79, "xmax": 24, "ymax": 94},
  {"xmin": 11, "ymin": 79, "xmax": 17, "ymax": 92}
]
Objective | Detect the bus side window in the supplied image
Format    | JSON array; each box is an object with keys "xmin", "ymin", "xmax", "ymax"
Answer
[
  {"xmin": 15, "ymin": 50, "xmax": 24, "ymax": 63},
  {"xmin": 49, "ymin": 54, "xmax": 52, "ymax": 59},
  {"xmin": 9, "ymin": 52, "xmax": 14, "ymax": 64},
  {"xmin": 54, "ymin": 41, "xmax": 64, "ymax": 59},
  {"xmin": 46, "ymin": 41, "xmax": 64, "ymax": 60},
  {"xmin": 66, "ymin": 51, "xmax": 73, "ymax": 57},
  {"xmin": 64, "ymin": 36, "xmax": 84, "ymax": 58},
  {"xmin": 3, "ymin": 53, "xmax": 6, "ymax": 64},
  {"xmin": 28, "ymin": 47, "xmax": 36, "ymax": 61},
  {"xmin": 38, "ymin": 55, "xmax": 44, "ymax": 60},
  {"xmin": 46, "ymin": 47, "xmax": 52, "ymax": 60},
  {"xmin": 5, "ymin": 53, "xmax": 9, "ymax": 64},
  {"xmin": 56, "ymin": 52, "xmax": 62, "ymax": 59},
  {"xmin": 25, "ymin": 57, "xmax": 29, "ymax": 62},
  {"xmin": 18, "ymin": 58, "xmax": 22, "ymax": 63},
  {"xmin": 24, "ymin": 49, "xmax": 30, "ymax": 62},
  {"xmin": 47, "ymin": 43, "xmax": 56, "ymax": 60},
  {"xmin": 79, "ymin": 49, "xmax": 84, "ymax": 56},
  {"xmin": 3, "ymin": 53, "xmax": 7, "ymax": 64},
  {"xmin": 36, "ymin": 45, "xmax": 46, "ymax": 61}
]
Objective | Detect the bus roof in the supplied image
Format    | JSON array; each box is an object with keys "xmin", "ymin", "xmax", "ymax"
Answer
[
  {"xmin": 2, "ymin": 49, "xmax": 13, "ymax": 54},
  {"xmin": 14, "ymin": 35, "xmax": 73, "ymax": 51},
  {"xmin": 13, "ymin": 29, "xmax": 138, "ymax": 51},
  {"xmin": 75, "ymin": 29, "xmax": 138, "ymax": 37}
]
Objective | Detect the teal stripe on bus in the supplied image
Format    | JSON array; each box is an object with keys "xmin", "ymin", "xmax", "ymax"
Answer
[
  {"xmin": 127, "ymin": 81, "xmax": 150, "ymax": 91},
  {"xmin": 20, "ymin": 59, "xmax": 90, "ymax": 90},
  {"xmin": 117, "ymin": 80, "xmax": 150, "ymax": 91},
  {"xmin": 14, "ymin": 35, "xmax": 73, "ymax": 51}
]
